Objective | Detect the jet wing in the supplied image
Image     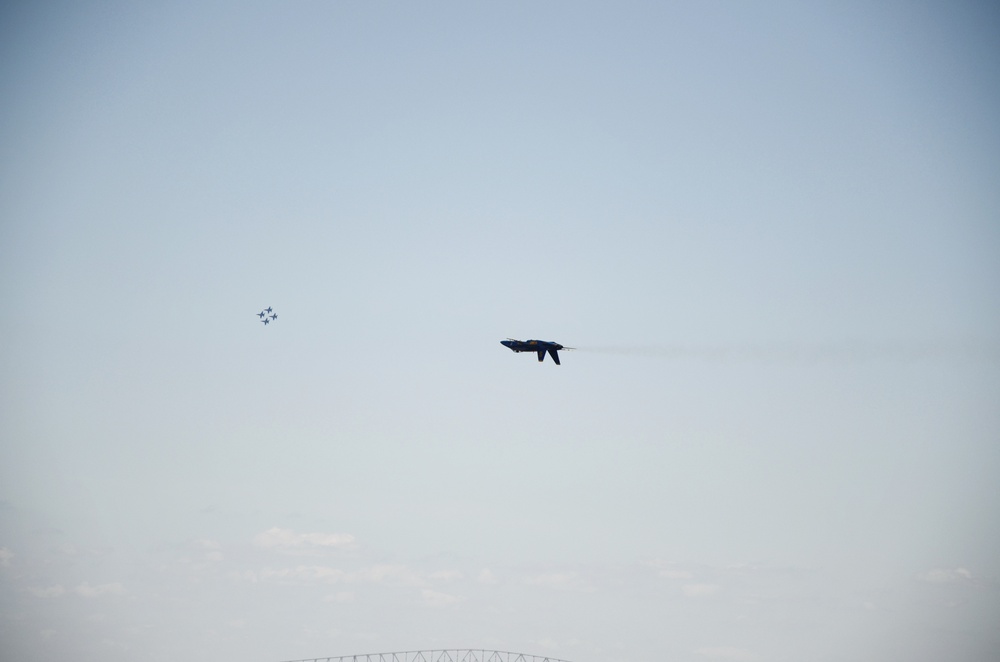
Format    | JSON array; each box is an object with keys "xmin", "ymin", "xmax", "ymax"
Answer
[
  {"xmin": 537, "ymin": 349, "xmax": 546, "ymax": 362},
  {"xmin": 548, "ymin": 348, "xmax": 561, "ymax": 365}
]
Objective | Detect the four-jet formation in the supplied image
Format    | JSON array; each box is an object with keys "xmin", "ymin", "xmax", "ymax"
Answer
[
  {"xmin": 257, "ymin": 306, "xmax": 277, "ymax": 325},
  {"xmin": 501, "ymin": 339, "xmax": 573, "ymax": 365}
]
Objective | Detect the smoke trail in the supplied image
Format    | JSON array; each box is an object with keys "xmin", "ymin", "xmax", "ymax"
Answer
[{"xmin": 577, "ymin": 339, "xmax": 1000, "ymax": 364}]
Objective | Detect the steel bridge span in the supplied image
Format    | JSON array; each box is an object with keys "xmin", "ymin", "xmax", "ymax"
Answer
[{"xmin": 281, "ymin": 650, "xmax": 572, "ymax": 662}]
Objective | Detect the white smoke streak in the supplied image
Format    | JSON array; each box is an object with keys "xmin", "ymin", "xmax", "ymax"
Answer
[{"xmin": 578, "ymin": 339, "xmax": 999, "ymax": 364}]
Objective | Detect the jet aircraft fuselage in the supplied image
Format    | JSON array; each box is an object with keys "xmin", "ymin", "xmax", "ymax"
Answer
[{"xmin": 501, "ymin": 339, "xmax": 569, "ymax": 365}]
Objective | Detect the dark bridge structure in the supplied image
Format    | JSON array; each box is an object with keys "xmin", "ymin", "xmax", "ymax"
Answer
[{"xmin": 282, "ymin": 650, "xmax": 572, "ymax": 662}]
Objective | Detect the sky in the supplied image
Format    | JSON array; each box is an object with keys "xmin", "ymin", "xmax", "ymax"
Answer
[{"xmin": 1, "ymin": 2, "xmax": 999, "ymax": 661}]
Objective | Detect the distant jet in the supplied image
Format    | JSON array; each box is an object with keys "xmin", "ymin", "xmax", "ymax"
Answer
[
  {"xmin": 257, "ymin": 307, "xmax": 277, "ymax": 325},
  {"xmin": 501, "ymin": 339, "xmax": 573, "ymax": 365}
]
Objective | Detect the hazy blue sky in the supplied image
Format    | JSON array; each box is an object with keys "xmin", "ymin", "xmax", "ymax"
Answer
[{"xmin": 2, "ymin": 2, "xmax": 999, "ymax": 661}]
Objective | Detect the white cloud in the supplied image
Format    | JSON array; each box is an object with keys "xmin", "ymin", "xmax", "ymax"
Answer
[
  {"xmin": 253, "ymin": 527, "xmax": 356, "ymax": 553},
  {"xmin": 323, "ymin": 591, "xmax": 355, "ymax": 603},
  {"xmin": 197, "ymin": 539, "xmax": 224, "ymax": 562},
  {"xmin": 918, "ymin": 567, "xmax": 973, "ymax": 584},
  {"xmin": 74, "ymin": 582, "xmax": 126, "ymax": 598},
  {"xmin": 477, "ymin": 568, "xmax": 498, "ymax": 584},
  {"xmin": 257, "ymin": 563, "xmax": 424, "ymax": 588},
  {"xmin": 683, "ymin": 583, "xmax": 722, "ymax": 598},
  {"xmin": 26, "ymin": 581, "xmax": 126, "ymax": 600},
  {"xmin": 695, "ymin": 646, "xmax": 759, "ymax": 661},
  {"xmin": 261, "ymin": 565, "xmax": 348, "ymax": 584},
  {"xmin": 357, "ymin": 563, "xmax": 425, "ymax": 587},
  {"xmin": 525, "ymin": 572, "xmax": 595, "ymax": 592},
  {"xmin": 429, "ymin": 569, "xmax": 463, "ymax": 582},
  {"xmin": 0, "ymin": 547, "xmax": 13, "ymax": 567},
  {"xmin": 99, "ymin": 637, "xmax": 129, "ymax": 652},
  {"xmin": 28, "ymin": 585, "xmax": 66, "ymax": 598},
  {"xmin": 421, "ymin": 588, "xmax": 463, "ymax": 607},
  {"xmin": 646, "ymin": 559, "xmax": 694, "ymax": 580},
  {"xmin": 233, "ymin": 570, "xmax": 260, "ymax": 583}
]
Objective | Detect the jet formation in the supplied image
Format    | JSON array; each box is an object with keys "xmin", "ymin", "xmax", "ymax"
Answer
[
  {"xmin": 257, "ymin": 307, "xmax": 277, "ymax": 325},
  {"xmin": 501, "ymin": 339, "xmax": 573, "ymax": 365}
]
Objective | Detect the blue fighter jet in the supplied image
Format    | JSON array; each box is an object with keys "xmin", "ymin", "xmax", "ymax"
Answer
[
  {"xmin": 501, "ymin": 339, "xmax": 573, "ymax": 365},
  {"xmin": 257, "ymin": 307, "xmax": 277, "ymax": 325}
]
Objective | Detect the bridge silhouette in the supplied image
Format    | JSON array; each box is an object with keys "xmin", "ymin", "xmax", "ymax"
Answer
[{"xmin": 281, "ymin": 650, "xmax": 572, "ymax": 662}]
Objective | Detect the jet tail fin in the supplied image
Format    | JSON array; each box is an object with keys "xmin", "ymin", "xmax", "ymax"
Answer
[
  {"xmin": 548, "ymin": 348, "xmax": 561, "ymax": 365},
  {"xmin": 537, "ymin": 349, "xmax": 546, "ymax": 362}
]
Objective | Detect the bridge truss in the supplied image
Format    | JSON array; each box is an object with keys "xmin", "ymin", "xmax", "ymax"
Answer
[{"xmin": 281, "ymin": 650, "xmax": 572, "ymax": 662}]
